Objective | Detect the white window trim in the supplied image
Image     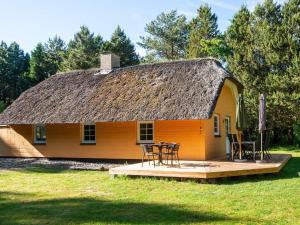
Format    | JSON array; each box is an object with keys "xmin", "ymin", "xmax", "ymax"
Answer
[
  {"xmin": 81, "ymin": 123, "xmax": 96, "ymax": 144},
  {"xmin": 34, "ymin": 124, "xmax": 46, "ymax": 144},
  {"xmin": 213, "ymin": 114, "xmax": 220, "ymax": 136},
  {"xmin": 137, "ymin": 121, "xmax": 154, "ymax": 144}
]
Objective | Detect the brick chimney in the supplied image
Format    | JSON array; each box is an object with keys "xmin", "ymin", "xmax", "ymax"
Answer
[{"xmin": 100, "ymin": 53, "xmax": 120, "ymax": 74}]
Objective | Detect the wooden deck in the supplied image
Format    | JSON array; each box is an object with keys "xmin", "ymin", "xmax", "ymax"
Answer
[{"xmin": 109, "ymin": 154, "xmax": 291, "ymax": 179}]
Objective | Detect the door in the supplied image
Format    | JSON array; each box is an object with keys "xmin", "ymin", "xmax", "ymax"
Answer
[{"xmin": 225, "ymin": 116, "xmax": 231, "ymax": 155}]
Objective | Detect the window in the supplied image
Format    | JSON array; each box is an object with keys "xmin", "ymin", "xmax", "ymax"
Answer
[
  {"xmin": 138, "ymin": 121, "xmax": 154, "ymax": 143},
  {"xmin": 34, "ymin": 125, "xmax": 46, "ymax": 144},
  {"xmin": 82, "ymin": 123, "xmax": 96, "ymax": 144},
  {"xmin": 213, "ymin": 114, "xmax": 220, "ymax": 136}
]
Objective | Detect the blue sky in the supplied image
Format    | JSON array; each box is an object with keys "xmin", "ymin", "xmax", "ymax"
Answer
[{"xmin": 0, "ymin": 0, "xmax": 285, "ymax": 56}]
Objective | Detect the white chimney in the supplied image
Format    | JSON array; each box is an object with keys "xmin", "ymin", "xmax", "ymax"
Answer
[{"xmin": 99, "ymin": 53, "xmax": 120, "ymax": 74}]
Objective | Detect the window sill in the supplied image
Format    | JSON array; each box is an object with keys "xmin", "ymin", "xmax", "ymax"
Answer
[
  {"xmin": 80, "ymin": 142, "xmax": 96, "ymax": 145},
  {"xmin": 33, "ymin": 142, "xmax": 46, "ymax": 145},
  {"xmin": 214, "ymin": 134, "xmax": 221, "ymax": 138},
  {"xmin": 136, "ymin": 142, "xmax": 154, "ymax": 145}
]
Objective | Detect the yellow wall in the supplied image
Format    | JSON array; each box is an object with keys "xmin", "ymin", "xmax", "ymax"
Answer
[
  {"xmin": 0, "ymin": 120, "xmax": 205, "ymax": 160},
  {"xmin": 203, "ymin": 82, "xmax": 238, "ymax": 160}
]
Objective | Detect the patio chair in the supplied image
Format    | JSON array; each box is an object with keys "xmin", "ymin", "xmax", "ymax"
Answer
[
  {"xmin": 228, "ymin": 134, "xmax": 239, "ymax": 160},
  {"xmin": 163, "ymin": 143, "xmax": 180, "ymax": 166},
  {"xmin": 254, "ymin": 130, "xmax": 272, "ymax": 160},
  {"xmin": 230, "ymin": 133, "xmax": 254, "ymax": 160},
  {"xmin": 141, "ymin": 144, "xmax": 159, "ymax": 167}
]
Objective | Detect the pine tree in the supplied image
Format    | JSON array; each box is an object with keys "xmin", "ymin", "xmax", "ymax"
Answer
[
  {"xmin": 46, "ymin": 36, "xmax": 66, "ymax": 73},
  {"xmin": 0, "ymin": 41, "xmax": 30, "ymax": 105},
  {"xmin": 30, "ymin": 36, "xmax": 66, "ymax": 83},
  {"xmin": 104, "ymin": 26, "xmax": 139, "ymax": 67},
  {"xmin": 187, "ymin": 5, "xmax": 221, "ymax": 58},
  {"xmin": 30, "ymin": 43, "xmax": 50, "ymax": 83},
  {"xmin": 225, "ymin": 0, "xmax": 300, "ymax": 144},
  {"xmin": 61, "ymin": 26, "xmax": 104, "ymax": 71},
  {"xmin": 225, "ymin": 6, "xmax": 257, "ymax": 129},
  {"xmin": 138, "ymin": 10, "xmax": 189, "ymax": 60}
]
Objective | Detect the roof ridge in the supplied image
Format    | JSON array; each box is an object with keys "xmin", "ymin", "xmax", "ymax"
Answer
[
  {"xmin": 50, "ymin": 58, "xmax": 222, "ymax": 77},
  {"xmin": 114, "ymin": 57, "xmax": 223, "ymax": 72}
]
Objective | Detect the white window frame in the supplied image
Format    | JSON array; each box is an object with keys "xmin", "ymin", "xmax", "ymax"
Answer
[
  {"xmin": 81, "ymin": 123, "xmax": 96, "ymax": 144},
  {"xmin": 34, "ymin": 124, "xmax": 46, "ymax": 144},
  {"xmin": 213, "ymin": 114, "xmax": 220, "ymax": 136},
  {"xmin": 137, "ymin": 121, "xmax": 154, "ymax": 144}
]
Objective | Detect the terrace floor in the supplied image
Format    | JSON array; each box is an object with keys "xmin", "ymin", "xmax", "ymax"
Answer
[{"xmin": 109, "ymin": 154, "xmax": 291, "ymax": 179}]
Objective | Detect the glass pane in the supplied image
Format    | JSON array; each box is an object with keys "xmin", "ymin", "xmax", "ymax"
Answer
[
  {"xmin": 90, "ymin": 135, "xmax": 95, "ymax": 141},
  {"xmin": 140, "ymin": 129, "xmax": 146, "ymax": 135},
  {"xmin": 84, "ymin": 135, "xmax": 90, "ymax": 141},
  {"xmin": 147, "ymin": 123, "xmax": 153, "ymax": 129},
  {"xmin": 89, "ymin": 125, "xmax": 95, "ymax": 131},
  {"xmin": 90, "ymin": 130, "xmax": 95, "ymax": 136},
  {"xmin": 147, "ymin": 128, "xmax": 153, "ymax": 133},
  {"xmin": 140, "ymin": 135, "xmax": 146, "ymax": 140},
  {"xmin": 35, "ymin": 125, "xmax": 46, "ymax": 141},
  {"xmin": 147, "ymin": 135, "xmax": 153, "ymax": 141},
  {"xmin": 140, "ymin": 124, "xmax": 146, "ymax": 129}
]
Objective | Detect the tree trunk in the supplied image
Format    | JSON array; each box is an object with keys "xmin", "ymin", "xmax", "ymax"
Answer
[
  {"xmin": 273, "ymin": 128, "xmax": 281, "ymax": 145},
  {"xmin": 287, "ymin": 127, "xmax": 294, "ymax": 145}
]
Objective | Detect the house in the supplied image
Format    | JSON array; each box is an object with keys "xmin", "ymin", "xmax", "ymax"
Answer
[{"xmin": 0, "ymin": 53, "xmax": 242, "ymax": 160}]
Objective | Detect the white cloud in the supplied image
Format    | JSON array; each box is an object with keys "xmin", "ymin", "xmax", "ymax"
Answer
[
  {"xmin": 186, "ymin": 0, "xmax": 239, "ymax": 11},
  {"xmin": 135, "ymin": 45, "xmax": 146, "ymax": 57},
  {"xmin": 178, "ymin": 9, "xmax": 197, "ymax": 19},
  {"xmin": 243, "ymin": 0, "xmax": 288, "ymax": 11}
]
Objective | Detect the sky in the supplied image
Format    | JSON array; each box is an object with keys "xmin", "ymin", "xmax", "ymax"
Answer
[{"xmin": 0, "ymin": 0, "xmax": 286, "ymax": 56}]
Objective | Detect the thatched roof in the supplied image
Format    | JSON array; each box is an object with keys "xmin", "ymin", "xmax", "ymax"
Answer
[{"xmin": 0, "ymin": 58, "xmax": 242, "ymax": 124}]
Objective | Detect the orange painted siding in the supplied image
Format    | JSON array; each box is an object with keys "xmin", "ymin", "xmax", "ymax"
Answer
[
  {"xmin": 0, "ymin": 120, "xmax": 205, "ymax": 160},
  {"xmin": 155, "ymin": 120, "xmax": 205, "ymax": 160},
  {"xmin": 203, "ymin": 84, "xmax": 237, "ymax": 160}
]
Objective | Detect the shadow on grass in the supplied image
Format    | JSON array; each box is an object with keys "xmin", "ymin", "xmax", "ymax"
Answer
[
  {"xmin": 271, "ymin": 146, "xmax": 300, "ymax": 152},
  {"xmin": 23, "ymin": 165, "xmax": 73, "ymax": 173},
  {"xmin": 0, "ymin": 158, "xmax": 74, "ymax": 173},
  {"xmin": 0, "ymin": 192, "xmax": 239, "ymax": 225}
]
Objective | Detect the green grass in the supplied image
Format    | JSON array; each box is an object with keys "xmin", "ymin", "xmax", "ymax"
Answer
[{"xmin": 0, "ymin": 148, "xmax": 300, "ymax": 225}]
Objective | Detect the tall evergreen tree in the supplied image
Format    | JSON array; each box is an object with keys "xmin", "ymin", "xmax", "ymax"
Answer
[
  {"xmin": 7, "ymin": 42, "xmax": 31, "ymax": 101},
  {"xmin": 103, "ymin": 26, "xmax": 139, "ymax": 67},
  {"xmin": 30, "ymin": 43, "xmax": 50, "ymax": 82},
  {"xmin": 0, "ymin": 41, "xmax": 9, "ymax": 104},
  {"xmin": 61, "ymin": 26, "xmax": 103, "ymax": 71},
  {"xmin": 225, "ymin": 6, "xmax": 257, "ymax": 128},
  {"xmin": 187, "ymin": 5, "xmax": 223, "ymax": 59},
  {"xmin": 0, "ymin": 41, "xmax": 30, "ymax": 105},
  {"xmin": 46, "ymin": 36, "xmax": 66, "ymax": 73},
  {"xmin": 30, "ymin": 36, "xmax": 66, "ymax": 83},
  {"xmin": 138, "ymin": 10, "xmax": 189, "ymax": 61},
  {"xmin": 226, "ymin": 0, "xmax": 300, "ymax": 144}
]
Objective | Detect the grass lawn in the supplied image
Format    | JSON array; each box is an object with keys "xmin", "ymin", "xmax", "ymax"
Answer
[{"xmin": 0, "ymin": 147, "xmax": 299, "ymax": 225}]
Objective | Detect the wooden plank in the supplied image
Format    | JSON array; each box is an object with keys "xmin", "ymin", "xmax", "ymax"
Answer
[{"xmin": 109, "ymin": 154, "xmax": 292, "ymax": 179}]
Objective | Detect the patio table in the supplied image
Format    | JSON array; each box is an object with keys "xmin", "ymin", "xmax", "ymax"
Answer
[{"xmin": 151, "ymin": 143, "xmax": 170, "ymax": 165}]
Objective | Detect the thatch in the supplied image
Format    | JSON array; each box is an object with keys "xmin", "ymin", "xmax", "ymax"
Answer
[{"xmin": 0, "ymin": 58, "xmax": 242, "ymax": 124}]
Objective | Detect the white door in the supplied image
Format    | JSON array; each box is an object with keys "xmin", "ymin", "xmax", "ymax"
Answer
[{"xmin": 225, "ymin": 116, "xmax": 231, "ymax": 155}]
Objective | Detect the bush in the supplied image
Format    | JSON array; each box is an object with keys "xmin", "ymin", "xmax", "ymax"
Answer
[{"xmin": 293, "ymin": 122, "xmax": 300, "ymax": 145}]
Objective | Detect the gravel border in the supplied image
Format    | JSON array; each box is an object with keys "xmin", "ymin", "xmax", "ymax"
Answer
[{"xmin": 0, "ymin": 158, "xmax": 125, "ymax": 171}]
